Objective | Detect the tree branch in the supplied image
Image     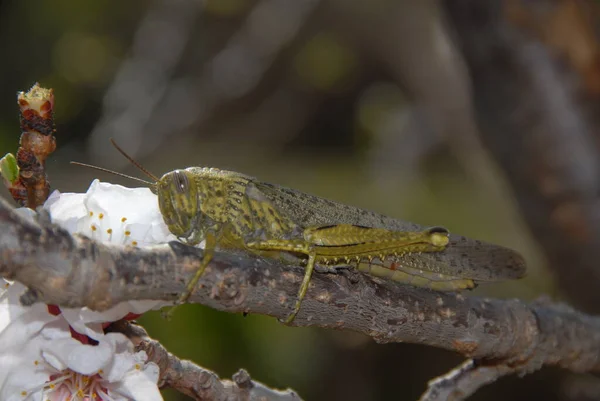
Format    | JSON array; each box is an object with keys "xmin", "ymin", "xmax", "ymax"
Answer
[
  {"xmin": 419, "ymin": 359, "xmax": 515, "ymax": 401},
  {"xmin": 2, "ymin": 196, "xmax": 600, "ymax": 388},
  {"xmin": 107, "ymin": 320, "xmax": 301, "ymax": 401}
]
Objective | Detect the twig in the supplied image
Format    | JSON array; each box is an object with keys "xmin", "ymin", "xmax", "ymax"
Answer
[
  {"xmin": 419, "ymin": 360, "xmax": 515, "ymax": 401},
  {"xmin": 107, "ymin": 321, "xmax": 301, "ymax": 401},
  {"xmin": 2, "ymin": 198, "xmax": 600, "ymax": 392},
  {"xmin": 1, "ymin": 83, "xmax": 56, "ymax": 208}
]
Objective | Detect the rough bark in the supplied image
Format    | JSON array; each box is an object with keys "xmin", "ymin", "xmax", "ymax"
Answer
[{"xmin": 2, "ymin": 197, "xmax": 600, "ymax": 383}]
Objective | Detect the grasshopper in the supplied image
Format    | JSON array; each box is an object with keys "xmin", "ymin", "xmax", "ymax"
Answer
[{"xmin": 74, "ymin": 139, "xmax": 526, "ymax": 324}]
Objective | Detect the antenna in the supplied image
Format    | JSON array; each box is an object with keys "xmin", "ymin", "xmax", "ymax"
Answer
[
  {"xmin": 109, "ymin": 138, "xmax": 160, "ymax": 182},
  {"xmin": 70, "ymin": 161, "xmax": 154, "ymax": 186}
]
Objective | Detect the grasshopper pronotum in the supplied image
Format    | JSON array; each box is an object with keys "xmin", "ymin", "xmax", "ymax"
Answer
[{"xmin": 74, "ymin": 140, "xmax": 526, "ymax": 324}]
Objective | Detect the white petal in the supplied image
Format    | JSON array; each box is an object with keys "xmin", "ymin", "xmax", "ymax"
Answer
[
  {"xmin": 41, "ymin": 336, "xmax": 114, "ymax": 374},
  {"xmin": 0, "ymin": 360, "xmax": 48, "ymax": 401},
  {"xmin": 149, "ymin": 221, "xmax": 176, "ymax": 243},
  {"xmin": 39, "ymin": 318, "xmax": 76, "ymax": 341},
  {"xmin": 60, "ymin": 300, "xmax": 169, "ymax": 338},
  {"xmin": 108, "ymin": 362, "xmax": 163, "ymax": 401},
  {"xmin": 99, "ymin": 334, "xmax": 139, "ymax": 382},
  {"xmin": 44, "ymin": 190, "xmax": 87, "ymax": 233},
  {"xmin": 0, "ymin": 330, "xmax": 54, "ymax": 401},
  {"xmin": 14, "ymin": 207, "xmax": 36, "ymax": 222},
  {"xmin": 85, "ymin": 181, "xmax": 161, "ymax": 229},
  {"xmin": 44, "ymin": 189, "xmax": 61, "ymax": 204},
  {"xmin": 123, "ymin": 222, "xmax": 152, "ymax": 244},
  {"xmin": 0, "ymin": 283, "xmax": 59, "ymax": 341}
]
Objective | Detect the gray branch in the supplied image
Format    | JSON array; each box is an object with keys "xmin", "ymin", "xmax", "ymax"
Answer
[
  {"xmin": 419, "ymin": 360, "xmax": 515, "ymax": 401},
  {"xmin": 2, "ymin": 197, "xmax": 600, "ymax": 399},
  {"xmin": 107, "ymin": 320, "xmax": 301, "ymax": 401}
]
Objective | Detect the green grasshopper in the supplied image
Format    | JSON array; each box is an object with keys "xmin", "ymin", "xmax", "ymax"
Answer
[{"xmin": 74, "ymin": 139, "xmax": 526, "ymax": 324}]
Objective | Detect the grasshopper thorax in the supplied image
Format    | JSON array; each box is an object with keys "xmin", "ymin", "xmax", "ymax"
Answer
[{"xmin": 155, "ymin": 169, "xmax": 203, "ymax": 244}]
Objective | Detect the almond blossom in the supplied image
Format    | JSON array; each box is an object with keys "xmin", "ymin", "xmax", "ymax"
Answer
[{"xmin": 0, "ymin": 180, "xmax": 177, "ymax": 400}]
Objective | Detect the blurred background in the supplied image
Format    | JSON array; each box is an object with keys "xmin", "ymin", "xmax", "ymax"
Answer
[{"xmin": 1, "ymin": 0, "xmax": 600, "ymax": 400}]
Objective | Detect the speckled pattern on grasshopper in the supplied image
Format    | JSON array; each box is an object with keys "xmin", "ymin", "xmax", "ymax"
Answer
[{"xmin": 76, "ymin": 140, "xmax": 527, "ymax": 324}]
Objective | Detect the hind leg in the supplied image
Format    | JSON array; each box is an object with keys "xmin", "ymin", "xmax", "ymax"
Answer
[{"xmin": 245, "ymin": 239, "xmax": 314, "ymax": 324}]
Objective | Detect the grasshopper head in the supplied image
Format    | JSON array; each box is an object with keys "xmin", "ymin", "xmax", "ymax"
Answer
[{"xmin": 155, "ymin": 169, "xmax": 202, "ymax": 244}]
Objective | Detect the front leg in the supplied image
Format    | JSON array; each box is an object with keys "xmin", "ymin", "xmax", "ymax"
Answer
[
  {"xmin": 164, "ymin": 232, "xmax": 218, "ymax": 320},
  {"xmin": 180, "ymin": 231, "xmax": 217, "ymax": 304}
]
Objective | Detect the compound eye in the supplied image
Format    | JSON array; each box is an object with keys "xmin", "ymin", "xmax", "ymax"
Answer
[{"xmin": 173, "ymin": 170, "xmax": 189, "ymax": 194}]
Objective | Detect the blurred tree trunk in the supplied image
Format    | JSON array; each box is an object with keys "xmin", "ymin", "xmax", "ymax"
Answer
[{"xmin": 442, "ymin": 0, "xmax": 600, "ymax": 314}]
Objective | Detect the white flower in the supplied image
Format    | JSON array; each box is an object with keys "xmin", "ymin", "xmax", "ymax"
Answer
[
  {"xmin": 0, "ymin": 281, "xmax": 162, "ymax": 401},
  {"xmin": 43, "ymin": 179, "xmax": 177, "ymax": 332},
  {"xmin": 0, "ymin": 280, "xmax": 61, "ymax": 401},
  {"xmin": 45, "ymin": 179, "xmax": 176, "ymax": 247},
  {"xmin": 39, "ymin": 332, "xmax": 161, "ymax": 401},
  {"xmin": 0, "ymin": 180, "xmax": 177, "ymax": 400}
]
